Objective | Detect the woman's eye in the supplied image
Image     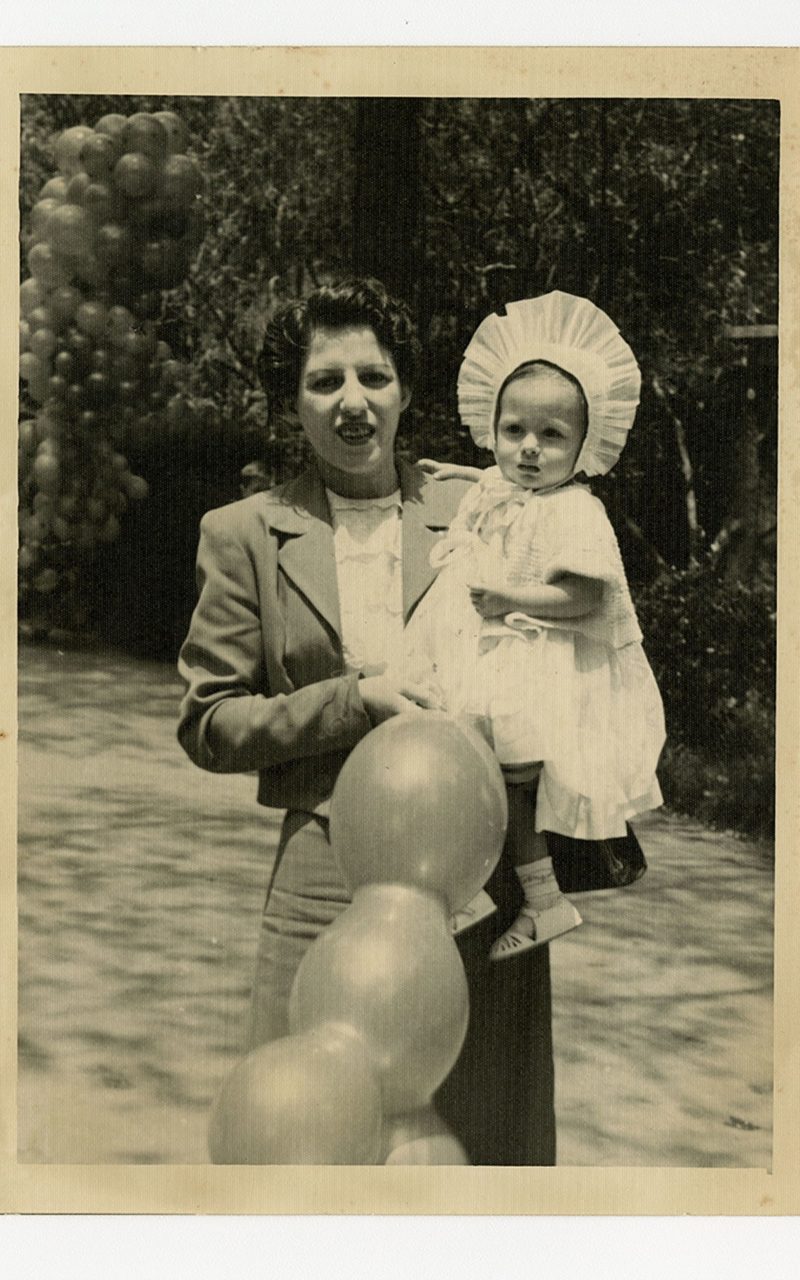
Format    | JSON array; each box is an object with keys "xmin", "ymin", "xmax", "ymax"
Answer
[
  {"xmin": 360, "ymin": 371, "xmax": 390, "ymax": 387},
  {"xmin": 309, "ymin": 375, "xmax": 341, "ymax": 393}
]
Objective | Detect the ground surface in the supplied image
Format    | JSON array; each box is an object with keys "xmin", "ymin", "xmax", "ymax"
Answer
[{"xmin": 17, "ymin": 642, "xmax": 774, "ymax": 1165}]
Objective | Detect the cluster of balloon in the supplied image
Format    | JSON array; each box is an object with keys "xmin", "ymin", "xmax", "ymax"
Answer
[
  {"xmin": 18, "ymin": 110, "xmax": 205, "ymax": 625},
  {"xmin": 208, "ymin": 714, "xmax": 508, "ymax": 1165}
]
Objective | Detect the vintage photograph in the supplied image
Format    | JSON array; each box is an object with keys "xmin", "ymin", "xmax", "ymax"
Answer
[{"xmin": 13, "ymin": 72, "xmax": 781, "ymax": 1194}]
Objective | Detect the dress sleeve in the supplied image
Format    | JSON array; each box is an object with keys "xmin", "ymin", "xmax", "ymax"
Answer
[
  {"xmin": 177, "ymin": 510, "xmax": 372, "ymax": 774},
  {"xmin": 540, "ymin": 488, "xmax": 625, "ymax": 586},
  {"xmin": 428, "ymin": 473, "xmax": 493, "ymax": 570},
  {"xmin": 447, "ymin": 472, "xmax": 496, "ymax": 535}
]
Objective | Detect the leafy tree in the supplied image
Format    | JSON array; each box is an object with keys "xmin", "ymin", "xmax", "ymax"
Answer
[
  {"xmin": 19, "ymin": 95, "xmax": 778, "ymax": 831},
  {"xmin": 21, "ymin": 94, "xmax": 777, "ymax": 579}
]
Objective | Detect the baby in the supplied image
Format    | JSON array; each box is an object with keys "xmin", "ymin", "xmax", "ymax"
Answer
[{"xmin": 407, "ymin": 292, "xmax": 665, "ymax": 959}]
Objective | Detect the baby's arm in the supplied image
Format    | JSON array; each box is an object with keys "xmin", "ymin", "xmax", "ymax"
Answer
[
  {"xmin": 469, "ymin": 572, "xmax": 603, "ymax": 621},
  {"xmin": 418, "ymin": 458, "xmax": 483, "ymax": 483}
]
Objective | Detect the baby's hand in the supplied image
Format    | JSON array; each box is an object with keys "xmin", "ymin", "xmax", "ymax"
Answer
[
  {"xmin": 468, "ymin": 585, "xmax": 513, "ymax": 619},
  {"xmin": 418, "ymin": 459, "xmax": 483, "ymax": 483}
]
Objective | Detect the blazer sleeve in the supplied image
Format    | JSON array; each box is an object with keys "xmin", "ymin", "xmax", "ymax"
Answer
[{"xmin": 177, "ymin": 509, "xmax": 372, "ymax": 774}]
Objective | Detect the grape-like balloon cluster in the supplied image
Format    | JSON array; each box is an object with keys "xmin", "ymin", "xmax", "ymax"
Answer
[
  {"xmin": 18, "ymin": 110, "xmax": 204, "ymax": 627},
  {"xmin": 208, "ymin": 714, "xmax": 508, "ymax": 1165}
]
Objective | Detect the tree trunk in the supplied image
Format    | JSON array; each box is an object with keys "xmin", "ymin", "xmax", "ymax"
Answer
[
  {"xmin": 720, "ymin": 409, "xmax": 764, "ymax": 586},
  {"xmin": 652, "ymin": 375, "xmax": 704, "ymax": 562},
  {"xmin": 351, "ymin": 100, "xmax": 421, "ymax": 303}
]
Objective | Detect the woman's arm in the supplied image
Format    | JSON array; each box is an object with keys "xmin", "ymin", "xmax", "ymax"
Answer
[
  {"xmin": 418, "ymin": 458, "xmax": 483, "ymax": 483},
  {"xmin": 177, "ymin": 514, "xmax": 435, "ymax": 775},
  {"xmin": 177, "ymin": 514, "xmax": 373, "ymax": 773},
  {"xmin": 468, "ymin": 572, "xmax": 603, "ymax": 621}
]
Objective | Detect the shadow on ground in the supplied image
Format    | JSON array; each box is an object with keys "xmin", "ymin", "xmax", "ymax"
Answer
[{"xmin": 17, "ymin": 643, "xmax": 773, "ymax": 1165}]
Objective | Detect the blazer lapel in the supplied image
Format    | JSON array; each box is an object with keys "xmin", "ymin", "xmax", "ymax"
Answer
[
  {"xmin": 267, "ymin": 469, "xmax": 342, "ymax": 639},
  {"xmin": 266, "ymin": 460, "xmax": 462, "ymax": 634},
  {"xmin": 399, "ymin": 460, "xmax": 459, "ymax": 621}
]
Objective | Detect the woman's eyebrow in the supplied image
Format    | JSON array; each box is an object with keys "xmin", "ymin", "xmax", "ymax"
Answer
[{"xmin": 306, "ymin": 361, "xmax": 392, "ymax": 372}]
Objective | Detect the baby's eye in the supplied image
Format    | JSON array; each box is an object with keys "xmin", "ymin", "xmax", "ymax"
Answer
[
  {"xmin": 543, "ymin": 427, "xmax": 563, "ymax": 439},
  {"xmin": 502, "ymin": 424, "xmax": 523, "ymax": 437}
]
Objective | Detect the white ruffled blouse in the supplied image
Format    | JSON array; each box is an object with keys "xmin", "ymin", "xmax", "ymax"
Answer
[{"xmin": 326, "ymin": 489, "xmax": 404, "ymax": 678}]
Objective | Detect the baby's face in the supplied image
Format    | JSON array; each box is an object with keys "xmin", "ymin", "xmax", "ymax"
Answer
[{"xmin": 494, "ymin": 372, "xmax": 585, "ymax": 490}]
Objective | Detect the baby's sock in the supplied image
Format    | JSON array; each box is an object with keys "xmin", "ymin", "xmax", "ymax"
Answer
[
  {"xmin": 488, "ymin": 858, "xmax": 582, "ymax": 960},
  {"xmin": 517, "ymin": 858, "xmax": 565, "ymax": 913}
]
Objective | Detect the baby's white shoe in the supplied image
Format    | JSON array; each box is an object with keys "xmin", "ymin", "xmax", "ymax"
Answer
[
  {"xmin": 489, "ymin": 897, "xmax": 582, "ymax": 961},
  {"xmin": 450, "ymin": 889, "xmax": 497, "ymax": 936}
]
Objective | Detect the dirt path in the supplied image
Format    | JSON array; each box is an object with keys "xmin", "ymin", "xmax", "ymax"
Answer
[{"xmin": 17, "ymin": 643, "xmax": 773, "ymax": 1166}]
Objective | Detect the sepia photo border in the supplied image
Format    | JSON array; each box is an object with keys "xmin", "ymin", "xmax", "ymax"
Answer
[{"xmin": 1, "ymin": 44, "xmax": 798, "ymax": 1216}]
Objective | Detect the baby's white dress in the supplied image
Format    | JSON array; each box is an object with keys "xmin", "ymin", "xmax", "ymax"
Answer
[{"xmin": 404, "ymin": 468, "xmax": 666, "ymax": 840}]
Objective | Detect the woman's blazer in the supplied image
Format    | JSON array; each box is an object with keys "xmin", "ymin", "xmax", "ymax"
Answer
[{"xmin": 177, "ymin": 459, "xmax": 470, "ymax": 812}]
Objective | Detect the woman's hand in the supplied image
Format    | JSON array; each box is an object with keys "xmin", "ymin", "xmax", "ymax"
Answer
[
  {"xmin": 359, "ymin": 675, "xmax": 443, "ymax": 725},
  {"xmin": 418, "ymin": 459, "xmax": 483, "ymax": 483}
]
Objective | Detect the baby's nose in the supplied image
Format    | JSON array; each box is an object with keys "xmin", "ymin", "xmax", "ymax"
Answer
[{"xmin": 521, "ymin": 438, "xmax": 540, "ymax": 454}]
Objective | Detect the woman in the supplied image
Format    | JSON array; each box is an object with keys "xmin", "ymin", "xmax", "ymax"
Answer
[{"xmin": 177, "ymin": 278, "xmax": 556, "ymax": 1165}]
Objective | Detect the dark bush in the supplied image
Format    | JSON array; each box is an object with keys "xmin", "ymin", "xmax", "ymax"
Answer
[{"xmin": 635, "ymin": 561, "xmax": 775, "ymax": 836}]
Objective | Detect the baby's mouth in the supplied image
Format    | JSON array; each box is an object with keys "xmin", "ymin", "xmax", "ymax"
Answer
[{"xmin": 337, "ymin": 422, "xmax": 374, "ymax": 445}]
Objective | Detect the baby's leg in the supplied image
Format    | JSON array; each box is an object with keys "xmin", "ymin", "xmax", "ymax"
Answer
[
  {"xmin": 505, "ymin": 778, "xmax": 548, "ymax": 868},
  {"xmin": 489, "ymin": 780, "xmax": 582, "ymax": 961}
]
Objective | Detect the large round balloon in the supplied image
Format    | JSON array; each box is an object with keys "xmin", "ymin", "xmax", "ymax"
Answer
[
  {"xmin": 113, "ymin": 152, "xmax": 160, "ymax": 199},
  {"xmin": 152, "ymin": 110, "xmax": 189, "ymax": 154},
  {"xmin": 94, "ymin": 113, "xmax": 128, "ymax": 142},
  {"xmin": 27, "ymin": 241, "xmax": 72, "ymax": 288},
  {"xmin": 48, "ymin": 285, "xmax": 81, "ymax": 327},
  {"xmin": 20, "ymin": 278, "xmax": 46, "ymax": 317},
  {"xmin": 39, "ymin": 176, "xmax": 69, "ymax": 202},
  {"xmin": 121, "ymin": 113, "xmax": 169, "ymax": 163},
  {"xmin": 54, "ymin": 125, "xmax": 94, "ymax": 176},
  {"xmin": 19, "ymin": 106, "xmax": 201, "ymax": 596},
  {"xmin": 30, "ymin": 198, "xmax": 60, "ymax": 240},
  {"xmin": 289, "ymin": 883, "xmax": 468, "ymax": 1114},
  {"xmin": 207, "ymin": 1025, "xmax": 383, "ymax": 1165},
  {"xmin": 329, "ymin": 713, "xmax": 507, "ymax": 912},
  {"xmin": 47, "ymin": 203, "xmax": 94, "ymax": 258},
  {"xmin": 162, "ymin": 153, "xmax": 204, "ymax": 203},
  {"xmin": 29, "ymin": 327, "xmax": 57, "ymax": 361},
  {"xmin": 383, "ymin": 1106, "xmax": 469, "ymax": 1165},
  {"xmin": 80, "ymin": 132, "xmax": 121, "ymax": 179}
]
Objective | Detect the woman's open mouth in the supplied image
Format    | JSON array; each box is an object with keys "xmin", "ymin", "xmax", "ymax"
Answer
[{"xmin": 336, "ymin": 422, "xmax": 375, "ymax": 445}]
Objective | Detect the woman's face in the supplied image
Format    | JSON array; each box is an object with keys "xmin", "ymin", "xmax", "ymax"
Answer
[{"xmin": 296, "ymin": 325, "xmax": 410, "ymax": 496}]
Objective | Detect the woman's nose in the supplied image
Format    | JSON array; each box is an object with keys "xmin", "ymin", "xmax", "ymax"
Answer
[{"xmin": 340, "ymin": 375, "xmax": 367, "ymax": 415}]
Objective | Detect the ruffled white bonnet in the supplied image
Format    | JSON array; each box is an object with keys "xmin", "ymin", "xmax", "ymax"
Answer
[{"xmin": 456, "ymin": 291, "xmax": 641, "ymax": 477}]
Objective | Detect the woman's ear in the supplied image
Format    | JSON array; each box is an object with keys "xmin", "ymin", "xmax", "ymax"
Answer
[
  {"xmin": 399, "ymin": 384, "xmax": 412, "ymax": 413},
  {"xmin": 279, "ymin": 400, "xmax": 301, "ymax": 429}
]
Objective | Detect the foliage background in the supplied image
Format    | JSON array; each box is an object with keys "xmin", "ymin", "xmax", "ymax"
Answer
[{"xmin": 19, "ymin": 95, "xmax": 779, "ymax": 835}]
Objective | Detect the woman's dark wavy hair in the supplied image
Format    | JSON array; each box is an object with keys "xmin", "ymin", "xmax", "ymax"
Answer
[{"xmin": 257, "ymin": 277, "xmax": 422, "ymax": 412}]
